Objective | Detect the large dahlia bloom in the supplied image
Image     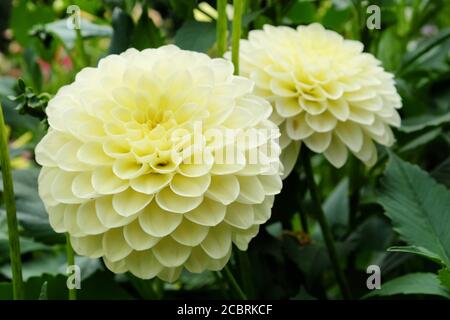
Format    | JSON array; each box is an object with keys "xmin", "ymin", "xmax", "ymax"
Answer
[
  {"xmin": 230, "ymin": 23, "xmax": 402, "ymax": 174},
  {"xmin": 36, "ymin": 45, "xmax": 282, "ymax": 282}
]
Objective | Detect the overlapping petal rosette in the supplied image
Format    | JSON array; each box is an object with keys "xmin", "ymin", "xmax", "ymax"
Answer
[
  {"xmin": 35, "ymin": 45, "xmax": 282, "ymax": 282},
  {"xmin": 229, "ymin": 23, "xmax": 402, "ymax": 175}
]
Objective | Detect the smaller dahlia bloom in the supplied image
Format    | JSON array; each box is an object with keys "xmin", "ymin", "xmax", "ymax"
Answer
[
  {"xmin": 229, "ymin": 23, "xmax": 402, "ymax": 174},
  {"xmin": 35, "ymin": 45, "xmax": 282, "ymax": 282}
]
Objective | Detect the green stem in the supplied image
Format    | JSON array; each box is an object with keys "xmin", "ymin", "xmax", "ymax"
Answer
[
  {"xmin": 350, "ymin": 0, "xmax": 362, "ymax": 40},
  {"xmin": 75, "ymin": 28, "xmax": 88, "ymax": 68},
  {"xmin": 231, "ymin": 0, "xmax": 244, "ymax": 75},
  {"xmin": 348, "ymin": 156, "xmax": 361, "ymax": 228},
  {"xmin": 216, "ymin": 0, "xmax": 228, "ymax": 57},
  {"xmin": 65, "ymin": 233, "xmax": 77, "ymax": 300},
  {"xmin": 0, "ymin": 103, "xmax": 24, "ymax": 300},
  {"xmin": 297, "ymin": 203, "xmax": 309, "ymax": 234},
  {"xmin": 301, "ymin": 150, "xmax": 351, "ymax": 300},
  {"xmin": 237, "ymin": 251, "xmax": 254, "ymax": 298},
  {"xmin": 222, "ymin": 265, "xmax": 247, "ymax": 300}
]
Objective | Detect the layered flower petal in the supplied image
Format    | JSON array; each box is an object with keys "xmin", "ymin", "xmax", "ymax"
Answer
[
  {"xmin": 36, "ymin": 45, "xmax": 282, "ymax": 281},
  {"xmin": 230, "ymin": 23, "xmax": 402, "ymax": 174}
]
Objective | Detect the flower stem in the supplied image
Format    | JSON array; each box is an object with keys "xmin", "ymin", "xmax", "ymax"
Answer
[
  {"xmin": 75, "ymin": 28, "xmax": 88, "ymax": 68},
  {"xmin": 237, "ymin": 251, "xmax": 254, "ymax": 298},
  {"xmin": 231, "ymin": 0, "xmax": 244, "ymax": 75},
  {"xmin": 0, "ymin": 103, "xmax": 24, "ymax": 300},
  {"xmin": 216, "ymin": 0, "xmax": 228, "ymax": 57},
  {"xmin": 65, "ymin": 233, "xmax": 77, "ymax": 300},
  {"xmin": 301, "ymin": 150, "xmax": 351, "ymax": 300},
  {"xmin": 222, "ymin": 264, "xmax": 247, "ymax": 300},
  {"xmin": 348, "ymin": 155, "xmax": 361, "ymax": 228}
]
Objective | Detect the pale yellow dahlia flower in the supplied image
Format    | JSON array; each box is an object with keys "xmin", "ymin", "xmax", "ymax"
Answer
[
  {"xmin": 229, "ymin": 23, "xmax": 402, "ymax": 174},
  {"xmin": 36, "ymin": 45, "xmax": 282, "ymax": 282}
]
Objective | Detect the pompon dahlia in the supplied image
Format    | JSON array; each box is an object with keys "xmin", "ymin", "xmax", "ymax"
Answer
[
  {"xmin": 229, "ymin": 23, "xmax": 402, "ymax": 175},
  {"xmin": 35, "ymin": 45, "xmax": 282, "ymax": 282}
]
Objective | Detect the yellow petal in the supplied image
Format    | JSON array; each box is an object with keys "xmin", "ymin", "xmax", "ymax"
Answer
[
  {"xmin": 153, "ymin": 237, "xmax": 191, "ymax": 267},
  {"xmin": 184, "ymin": 198, "xmax": 226, "ymax": 226},
  {"xmin": 156, "ymin": 187, "xmax": 203, "ymax": 214},
  {"xmin": 76, "ymin": 201, "xmax": 108, "ymax": 235},
  {"xmin": 71, "ymin": 235, "xmax": 103, "ymax": 258},
  {"xmin": 91, "ymin": 167, "xmax": 129, "ymax": 195},
  {"xmin": 125, "ymin": 250, "xmax": 163, "ymax": 279},
  {"xmin": 205, "ymin": 175, "xmax": 239, "ymax": 205},
  {"xmin": 232, "ymin": 225, "xmax": 259, "ymax": 250},
  {"xmin": 112, "ymin": 188, "xmax": 153, "ymax": 217},
  {"xmin": 130, "ymin": 173, "xmax": 173, "ymax": 195},
  {"xmin": 102, "ymin": 228, "xmax": 133, "ymax": 262},
  {"xmin": 303, "ymin": 132, "xmax": 332, "ymax": 153},
  {"xmin": 77, "ymin": 141, "xmax": 114, "ymax": 165},
  {"xmin": 201, "ymin": 223, "xmax": 231, "ymax": 259},
  {"xmin": 47, "ymin": 204, "xmax": 67, "ymax": 233},
  {"xmin": 324, "ymin": 134, "xmax": 348, "ymax": 168},
  {"xmin": 305, "ymin": 111, "xmax": 337, "ymax": 133},
  {"xmin": 225, "ymin": 203, "xmax": 255, "ymax": 229},
  {"xmin": 157, "ymin": 266, "xmax": 182, "ymax": 283},
  {"xmin": 123, "ymin": 219, "xmax": 160, "ymax": 250},
  {"xmin": 138, "ymin": 202, "xmax": 183, "ymax": 237},
  {"xmin": 171, "ymin": 219, "xmax": 209, "ymax": 246},
  {"xmin": 335, "ymin": 122, "xmax": 363, "ymax": 152},
  {"xmin": 169, "ymin": 174, "xmax": 211, "ymax": 197},
  {"xmin": 237, "ymin": 176, "xmax": 265, "ymax": 204},
  {"xmin": 72, "ymin": 172, "xmax": 97, "ymax": 199},
  {"xmin": 95, "ymin": 196, "xmax": 136, "ymax": 228}
]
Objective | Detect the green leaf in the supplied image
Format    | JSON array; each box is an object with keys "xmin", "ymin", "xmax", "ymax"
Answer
[
  {"xmin": 44, "ymin": 18, "xmax": 112, "ymax": 50},
  {"xmin": 377, "ymin": 153, "xmax": 450, "ymax": 268},
  {"xmin": 398, "ymin": 27, "xmax": 450, "ymax": 74},
  {"xmin": 131, "ymin": 6, "xmax": 164, "ymax": 50},
  {"xmin": 285, "ymin": 1, "xmax": 316, "ymax": 24},
  {"xmin": 376, "ymin": 27, "xmax": 404, "ymax": 71},
  {"xmin": 1, "ymin": 168, "xmax": 64, "ymax": 243},
  {"xmin": 10, "ymin": 0, "xmax": 55, "ymax": 46},
  {"xmin": 398, "ymin": 128, "xmax": 442, "ymax": 153},
  {"xmin": 431, "ymin": 158, "xmax": 450, "ymax": 188},
  {"xmin": 291, "ymin": 287, "xmax": 317, "ymax": 300},
  {"xmin": 438, "ymin": 268, "xmax": 450, "ymax": 291},
  {"xmin": 364, "ymin": 273, "xmax": 450, "ymax": 299},
  {"xmin": 38, "ymin": 281, "xmax": 48, "ymax": 300},
  {"xmin": 108, "ymin": 8, "xmax": 134, "ymax": 54},
  {"xmin": 323, "ymin": 178, "xmax": 349, "ymax": 231},
  {"xmin": 388, "ymin": 245, "xmax": 444, "ymax": 264},
  {"xmin": 0, "ymin": 252, "xmax": 102, "ymax": 281},
  {"xmin": 0, "ymin": 253, "xmax": 65, "ymax": 281},
  {"xmin": 23, "ymin": 48, "xmax": 42, "ymax": 92},
  {"xmin": 0, "ymin": 282, "xmax": 13, "ymax": 300},
  {"xmin": 0, "ymin": 77, "xmax": 15, "ymax": 98},
  {"xmin": 399, "ymin": 113, "xmax": 450, "ymax": 133},
  {"xmin": 321, "ymin": 3, "xmax": 351, "ymax": 32},
  {"xmin": 174, "ymin": 21, "xmax": 216, "ymax": 53}
]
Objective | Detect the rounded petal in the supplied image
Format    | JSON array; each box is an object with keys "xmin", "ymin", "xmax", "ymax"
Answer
[
  {"xmin": 138, "ymin": 202, "xmax": 183, "ymax": 237},
  {"xmin": 169, "ymin": 174, "xmax": 211, "ymax": 197},
  {"xmin": 201, "ymin": 223, "xmax": 232, "ymax": 259},
  {"xmin": 112, "ymin": 188, "xmax": 153, "ymax": 217},
  {"xmin": 126, "ymin": 250, "xmax": 163, "ymax": 279},
  {"xmin": 102, "ymin": 228, "xmax": 133, "ymax": 262},
  {"xmin": 184, "ymin": 198, "xmax": 226, "ymax": 226},
  {"xmin": 205, "ymin": 175, "xmax": 239, "ymax": 205},
  {"xmin": 171, "ymin": 219, "xmax": 209, "ymax": 246},
  {"xmin": 156, "ymin": 187, "xmax": 203, "ymax": 214},
  {"xmin": 153, "ymin": 237, "xmax": 191, "ymax": 267},
  {"xmin": 123, "ymin": 220, "xmax": 160, "ymax": 250},
  {"xmin": 224, "ymin": 203, "xmax": 255, "ymax": 229}
]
